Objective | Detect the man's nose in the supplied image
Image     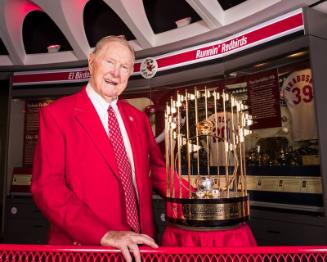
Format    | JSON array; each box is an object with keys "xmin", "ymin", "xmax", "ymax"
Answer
[{"xmin": 111, "ymin": 64, "xmax": 121, "ymax": 78}]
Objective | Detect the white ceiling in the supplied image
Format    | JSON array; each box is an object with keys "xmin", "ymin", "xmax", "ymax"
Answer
[{"xmin": 0, "ymin": 0, "xmax": 326, "ymax": 70}]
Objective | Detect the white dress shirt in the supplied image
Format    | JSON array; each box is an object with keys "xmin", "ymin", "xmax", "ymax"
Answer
[{"xmin": 86, "ymin": 84, "xmax": 138, "ymax": 197}]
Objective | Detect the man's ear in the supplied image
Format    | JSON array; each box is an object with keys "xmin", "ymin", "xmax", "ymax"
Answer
[{"xmin": 88, "ymin": 53, "xmax": 95, "ymax": 74}]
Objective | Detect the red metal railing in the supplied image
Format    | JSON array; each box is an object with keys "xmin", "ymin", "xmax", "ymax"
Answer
[{"xmin": 0, "ymin": 245, "xmax": 326, "ymax": 262}]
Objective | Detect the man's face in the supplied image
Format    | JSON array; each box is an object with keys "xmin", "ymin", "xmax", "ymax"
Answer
[{"xmin": 88, "ymin": 41, "xmax": 134, "ymax": 102}]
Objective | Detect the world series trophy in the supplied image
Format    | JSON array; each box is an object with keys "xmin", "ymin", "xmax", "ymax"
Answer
[{"xmin": 165, "ymin": 87, "xmax": 253, "ymax": 228}]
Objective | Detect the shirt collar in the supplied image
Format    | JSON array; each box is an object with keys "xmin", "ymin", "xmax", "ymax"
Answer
[{"xmin": 86, "ymin": 83, "xmax": 118, "ymax": 112}]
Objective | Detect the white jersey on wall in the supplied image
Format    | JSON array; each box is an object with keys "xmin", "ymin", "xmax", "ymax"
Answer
[
  {"xmin": 207, "ymin": 112, "xmax": 235, "ymax": 166},
  {"xmin": 281, "ymin": 68, "xmax": 318, "ymax": 141}
]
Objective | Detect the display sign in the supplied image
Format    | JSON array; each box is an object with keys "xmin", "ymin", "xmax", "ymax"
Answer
[
  {"xmin": 247, "ymin": 69, "xmax": 281, "ymax": 129},
  {"xmin": 12, "ymin": 9, "xmax": 304, "ymax": 86},
  {"xmin": 134, "ymin": 9, "xmax": 303, "ymax": 75},
  {"xmin": 11, "ymin": 167, "xmax": 32, "ymax": 193},
  {"xmin": 247, "ymin": 175, "xmax": 322, "ymax": 194},
  {"xmin": 13, "ymin": 68, "xmax": 90, "ymax": 86},
  {"xmin": 23, "ymin": 99, "xmax": 54, "ymax": 166}
]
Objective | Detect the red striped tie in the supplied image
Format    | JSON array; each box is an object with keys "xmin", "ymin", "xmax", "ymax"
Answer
[{"xmin": 107, "ymin": 106, "xmax": 140, "ymax": 233}]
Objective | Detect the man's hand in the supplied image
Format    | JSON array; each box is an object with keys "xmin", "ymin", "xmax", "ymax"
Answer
[{"xmin": 100, "ymin": 231, "xmax": 158, "ymax": 262}]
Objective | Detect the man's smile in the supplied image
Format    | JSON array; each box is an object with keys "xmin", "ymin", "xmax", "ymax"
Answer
[{"xmin": 105, "ymin": 79, "xmax": 118, "ymax": 85}]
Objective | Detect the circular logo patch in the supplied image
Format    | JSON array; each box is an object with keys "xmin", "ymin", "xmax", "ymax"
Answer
[{"xmin": 140, "ymin": 57, "xmax": 158, "ymax": 79}]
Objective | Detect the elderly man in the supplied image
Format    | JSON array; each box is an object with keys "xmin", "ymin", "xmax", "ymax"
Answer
[{"xmin": 32, "ymin": 35, "xmax": 171, "ymax": 262}]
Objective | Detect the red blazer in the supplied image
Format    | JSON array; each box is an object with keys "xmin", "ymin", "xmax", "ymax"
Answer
[{"xmin": 32, "ymin": 87, "xmax": 167, "ymax": 245}]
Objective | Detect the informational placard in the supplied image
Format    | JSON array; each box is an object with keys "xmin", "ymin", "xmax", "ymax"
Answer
[
  {"xmin": 247, "ymin": 175, "xmax": 322, "ymax": 194},
  {"xmin": 23, "ymin": 99, "xmax": 54, "ymax": 166},
  {"xmin": 247, "ymin": 69, "xmax": 281, "ymax": 129},
  {"xmin": 11, "ymin": 167, "xmax": 32, "ymax": 193}
]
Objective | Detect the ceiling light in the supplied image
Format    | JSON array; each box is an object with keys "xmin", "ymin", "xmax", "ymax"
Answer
[
  {"xmin": 229, "ymin": 72, "xmax": 238, "ymax": 77},
  {"xmin": 287, "ymin": 51, "xmax": 307, "ymax": 58},
  {"xmin": 175, "ymin": 17, "xmax": 192, "ymax": 28},
  {"xmin": 254, "ymin": 62, "xmax": 267, "ymax": 68},
  {"xmin": 47, "ymin": 44, "xmax": 61, "ymax": 53}
]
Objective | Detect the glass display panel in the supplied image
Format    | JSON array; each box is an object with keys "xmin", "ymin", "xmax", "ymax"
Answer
[{"xmin": 122, "ymin": 49, "xmax": 322, "ymax": 213}]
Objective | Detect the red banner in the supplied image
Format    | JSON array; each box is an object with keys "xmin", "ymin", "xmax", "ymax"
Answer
[{"xmin": 12, "ymin": 9, "xmax": 304, "ymax": 86}]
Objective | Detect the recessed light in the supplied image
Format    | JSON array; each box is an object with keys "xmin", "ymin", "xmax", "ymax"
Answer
[
  {"xmin": 287, "ymin": 51, "xmax": 307, "ymax": 58},
  {"xmin": 229, "ymin": 72, "xmax": 238, "ymax": 77},
  {"xmin": 254, "ymin": 62, "xmax": 267, "ymax": 68},
  {"xmin": 47, "ymin": 44, "xmax": 61, "ymax": 53},
  {"xmin": 175, "ymin": 17, "xmax": 192, "ymax": 28}
]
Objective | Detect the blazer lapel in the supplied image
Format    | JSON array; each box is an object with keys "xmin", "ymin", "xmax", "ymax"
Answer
[{"xmin": 74, "ymin": 88, "xmax": 119, "ymax": 178}]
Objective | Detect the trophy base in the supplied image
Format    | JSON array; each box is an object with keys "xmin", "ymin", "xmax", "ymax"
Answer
[
  {"xmin": 167, "ymin": 222, "xmax": 243, "ymax": 231},
  {"xmin": 166, "ymin": 195, "xmax": 249, "ymax": 229}
]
